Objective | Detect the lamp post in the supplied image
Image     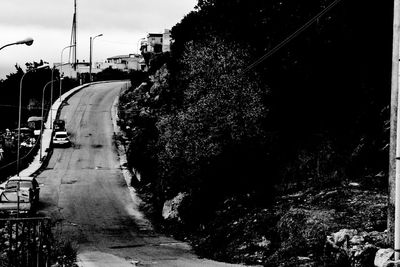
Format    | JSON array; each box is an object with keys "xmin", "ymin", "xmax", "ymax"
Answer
[
  {"xmin": 60, "ymin": 44, "xmax": 75, "ymax": 102},
  {"xmin": 40, "ymin": 80, "xmax": 56, "ymax": 160},
  {"xmin": 137, "ymin": 37, "xmax": 146, "ymax": 54},
  {"xmin": 50, "ymin": 66, "xmax": 56, "ymax": 129},
  {"xmin": 50, "ymin": 62, "xmax": 72, "ymax": 128},
  {"xmin": 0, "ymin": 37, "xmax": 34, "ymax": 51},
  {"xmin": 89, "ymin": 34, "xmax": 103, "ymax": 82},
  {"xmin": 17, "ymin": 64, "xmax": 49, "ymax": 176}
]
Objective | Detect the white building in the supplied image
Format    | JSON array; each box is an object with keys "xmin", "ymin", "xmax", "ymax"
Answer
[
  {"xmin": 55, "ymin": 54, "xmax": 146, "ymax": 78},
  {"xmin": 140, "ymin": 29, "xmax": 171, "ymax": 54},
  {"xmin": 55, "ymin": 61, "xmax": 94, "ymax": 79},
  {"xmin": 146, "ymin": 33, "xmax": 163, "ymax": 53},
  {"xmin": 104, "ymin": 54, "xmax": 146, "ymax": 71},
  {"xmin": 162, "ymin": 29, "xmax": 171, "ymax": 52}
]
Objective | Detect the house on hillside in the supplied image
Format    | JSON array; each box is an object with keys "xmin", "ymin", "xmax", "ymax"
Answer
[
  {"xmin": 140, "ymin": 30, "xmax": 171, "ymax": 54},
  {"xmin": 139, "ymin": 29, "xmax": 172, "ymax": 69},
  {"xmin": 140, "ymin": 29, "xmax": 171, "ymax": 53},
  {"xmin": 104, "ymin": 54, "xmax": 146, "ymax": 72},
  {"xmin": 162, "ymin": 29, "xmax": 171, "ymax": 52},
  {"xmin": 146, "ymin": 33, "xmax": 163, "ymax": 53},
  {"xmin": 54, "ymin": 61, "xmax": 93, "ymax": 79},
  {"xmin": 55, "ymin": 54, "xmax": 146, "ymax": 79}
]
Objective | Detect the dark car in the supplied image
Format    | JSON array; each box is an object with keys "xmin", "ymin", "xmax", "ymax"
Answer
[{"xmin": 53, "ymin": 119, "xmax": 66, "ymax": 132}]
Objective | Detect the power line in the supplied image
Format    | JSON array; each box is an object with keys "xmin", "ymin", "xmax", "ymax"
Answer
[{"xmin": 240, "ymin": 0, "xmax": 342, "ymax": 75}]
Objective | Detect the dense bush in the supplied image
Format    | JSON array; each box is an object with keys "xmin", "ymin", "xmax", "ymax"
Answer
[
  {"xmin": 0, "ymin": 61, "xmax": 80, "ymax": 130},
  {"xmin": 0, "ymin": 61, "xmax": 79, "ymax": 179},
  {"xmin": 169, "ymin": 0, "xmax": 391, "ymax": 189},
  {"xmin": 94, "ymin": 67, "xmax": 130, "ymax": 81},
  {"xmin": 155, "ymin": 39, "xmax": 267, "ymax": 198}
]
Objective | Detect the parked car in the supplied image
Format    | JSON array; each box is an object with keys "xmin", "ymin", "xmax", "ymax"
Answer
[
  {"xmin": 53, "ymin": 119, "xmax": 66, "ymax": 132},
  {"xmin": 53, "ymin": 131, "xmax": 71, "ymax": 147},
  {"xmin": 14, "ymin": 127, "xmax": 34, "ymax": 137},
  {"xmin": 27, "ymin": 116, "xmax": 44, "ymax": 136},
  {"xmin": 0, "ymin": 177, "xmax": 40, "ymax": 213}
]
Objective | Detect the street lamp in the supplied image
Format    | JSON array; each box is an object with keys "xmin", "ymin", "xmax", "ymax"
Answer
[
  {"xmin": 40, "ymin": 80, "xmax": 56, "ymax": 160},
  {"xmin": 0, "ymin": 37, "xmax": 34, "ymax": 51},
  {"xmin": 60, "ymin": 44, "xmax": 75, "ymax": 102},
  {"xmin": 49, "ymin": 62, "xmax": 74, "ymax": 129},
  {"xmin": 137, "ymin": 37, "xmax": 146, "ymax": 54},
  {"xmin": 50, "ymin": 66, "xmax": 56, "ymax": 129},
  {"xmin": 17, "ymin": 64, "xmax": 49, "ymax": 176},
  {"xmin": 89, "ymin": 34, "xmax": 103, "ymax": 82}
]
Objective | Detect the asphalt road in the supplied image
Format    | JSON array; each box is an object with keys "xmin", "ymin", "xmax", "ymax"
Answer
[{"xmin": 36, "ymin": 82, "xmax": 244, "ymax": 267}]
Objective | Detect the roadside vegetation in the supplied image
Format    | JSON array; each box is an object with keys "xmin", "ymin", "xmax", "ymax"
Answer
[
  {"xmin": 0, "ymin": 61, "xmax": 79, "ymax": 182},
  {"xmin": 117, "ymin": 0, "xmax": 392, "ymax": 265},
  {"xmin": 0, "ymin": 61, "xmax": 78, "ymax": 131}
]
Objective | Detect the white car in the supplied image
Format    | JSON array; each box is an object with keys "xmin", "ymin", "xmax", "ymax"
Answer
[
  {"xmin": 0, "ymin": 176, "xmax": 40, "ymax": 204},
  {"xmin": 53, "ymin": 131, "xmax": 71, "ymax": 147}
]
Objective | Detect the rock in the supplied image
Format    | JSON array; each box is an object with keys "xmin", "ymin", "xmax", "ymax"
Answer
[
  {"xmin": 350, "ymin": 235, "xmax": 364, "ymax": 245},
  {"xmin": 352, "ymin": 244, "xmax": 377, "ymax": 267},
  {"xmin": 131, "ymin": 260, "xmax": 140, "ymax": 266},
  {"xmin": 375, "ymin": 248, "xmax": 394, "ymax": 267},
  {"xmin": 162, "ymin": 192, "xmax": 188, "ymax": 222},
  {"xmin": 256, "ymin": 236, "xmax": 271, "ymax": 249},
  {"xmin": 297, "ymin": 256, "xmax": 311, "ymax": 261},
  {"xmin": 327, "ymin": 229, "xmax": 357, "ymax": 250},
  {"xmin": 325, "ymin": 234, "xmax": 352, "ymax": 267},
  {"xmin": 383, "ymin": 260, "xmax": 400, "ymax": 267},
  {"xmin": 325, "ymin": 229, "xmax": 381, "ymax": 267},
  {"xmin": 365, "ymin": 231, "xmax": 388, "ymax": 247},
  {"xmin": 333, "ymin": 229, "xmax": 358, "ymax": 247}
]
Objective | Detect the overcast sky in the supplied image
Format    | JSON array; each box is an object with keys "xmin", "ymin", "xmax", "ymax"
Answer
[{"xmin": 0, "ymin": 0, "xmax": 197, "ymax": 79}]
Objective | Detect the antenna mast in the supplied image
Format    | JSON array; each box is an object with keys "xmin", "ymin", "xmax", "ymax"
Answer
[{"xmin": 69, "ymin": 0, "xmax": 77, "ymax": 70}]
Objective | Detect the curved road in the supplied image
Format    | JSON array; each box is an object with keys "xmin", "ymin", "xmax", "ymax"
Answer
[{"xmin": 36, "ymin": 82, "xmax": 243, "ymax": 266}]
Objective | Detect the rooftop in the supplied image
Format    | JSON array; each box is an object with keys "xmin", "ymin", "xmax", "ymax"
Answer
[
  {"xmin": 8, "ymin": 177, "xmax": 35, "ymax": 181},
  {"xmin": 107, "ymin": 55, "xmax": 130, "ymax": 60},
  {"xmin": 148, "ymin": 33, "xmax": 163, "ymax": 37}
]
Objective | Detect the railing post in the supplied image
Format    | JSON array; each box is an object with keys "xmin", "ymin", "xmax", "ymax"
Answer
[
  {"xmin": 8, "ymin": 221, "xmax": 13, "ymax": 266},
  {"xmin": 1, "ymin": 217, "xmax": 51, "ymax": 266}
]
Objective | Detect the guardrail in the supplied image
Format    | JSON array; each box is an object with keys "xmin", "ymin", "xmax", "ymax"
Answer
[{"xmin": 0, "ymin": 217, "xmax": 52, "ymax": 267}]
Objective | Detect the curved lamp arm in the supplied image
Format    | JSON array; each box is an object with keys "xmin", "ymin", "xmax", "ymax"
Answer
[{"xmin": 0, "ymin": 37, "xmax": 34, "ymax": 50}]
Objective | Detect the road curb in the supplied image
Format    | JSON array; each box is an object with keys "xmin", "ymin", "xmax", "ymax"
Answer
[{"xmin": 110, "ymin": 84, "xmax": 154, "ymax": 233}]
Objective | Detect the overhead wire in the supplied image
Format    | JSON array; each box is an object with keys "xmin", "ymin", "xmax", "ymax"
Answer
[{"xmin": 240, "ymin": 0, "xmax": 342, "ymax": 76}]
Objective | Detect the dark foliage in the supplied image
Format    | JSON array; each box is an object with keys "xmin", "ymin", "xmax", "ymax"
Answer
[
  {"xmin": 94, "ymin": 67, "xmax": 130, "ymax": 81},
  {"xmin": 129, "ymin": 70, "xmax": 149, "ymax": 88},
  {"xmin": 0, "ymin": 61, "xmax": 68, "ymax": 130},
  {"xmin": 170, "ymin": 0, "xmax": 392, "ymax": 187},
  {"xmin": 0, "ymin": 61, "xmax": 79, "ymax": 179},
  {"xmin": 119, "ymin": 0, "xmax": 393, "ymax": 265}
]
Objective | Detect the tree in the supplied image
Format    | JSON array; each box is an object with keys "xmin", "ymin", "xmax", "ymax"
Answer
[
  {"xmin": 171, "ymin": 0, "xmax": 392, "ymax": 185},
  {"xmin": 156, "ymin": 38, "xmax": 268, "ymax": 201},
  {"xmin": 95, "ymin": 67, "xmax": 129, "ymax": 81}
]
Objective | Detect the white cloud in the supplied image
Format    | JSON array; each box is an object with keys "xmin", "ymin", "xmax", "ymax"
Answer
[{"xmin": 0, "ymin": 0, "xmax": 197, "ymax": 78}]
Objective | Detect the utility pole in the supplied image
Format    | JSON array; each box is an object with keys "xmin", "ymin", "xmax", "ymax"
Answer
[
  {"xmin": 89, "ymin": 36, "xmax": 92, "ymax": 81},
  {"xmin": 390, "ymin": 0, "xmax": 400, "ymax": 257},
  {"xmin": 69, "ymin": 0, "xmax": 77, "ymax": 71},
  {"xmin": 74, "ymin": 0, "xmax": 77, "ymax": 68}
]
